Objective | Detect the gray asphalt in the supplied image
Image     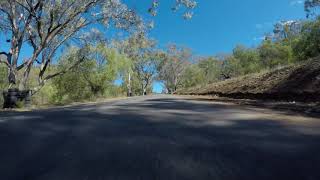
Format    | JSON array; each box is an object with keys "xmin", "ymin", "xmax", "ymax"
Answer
[{"xmin": 0, "ymin": 95, "xmax": 320, "ymax": 180}]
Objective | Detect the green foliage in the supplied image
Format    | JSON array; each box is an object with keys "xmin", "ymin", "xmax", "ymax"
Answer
[
  {"xmin": 0, "ymin": 65, "xmax": 8, "ymax": 89},
  {"xmin": 198, "ymin": 57, "xmax": 221, "ymax": 83},
  {"xmin": 32, "ymin": 82, "xmax": 57, "ymax": 106},
  {"xmin": 233, "ymin": 45, "xmax": 262, "ymax": 74},
  {"xmin": 220, "ymin": 55, "xmax": 242, "ymax": 78},
  {"xmin": 180, "ymin": 64, "xmax": 205, "ymax": 88},
  {"xmin": 293, "ymin": 17, "xmax": 320, "ymax": 60},
  {"xmin": 258, "ymin": 40, "xmax": 294, "ymax": 68},
  {"xmin": 113, "ymin": 33, "xmax": 161, "ymax": 96},
  {"xmin": 51, "ymin": 45, "xmax": 128, "ymax": 104},
  {"xmin": 15, "ymin": 100, "xmax": 25, "ymax": 109}
]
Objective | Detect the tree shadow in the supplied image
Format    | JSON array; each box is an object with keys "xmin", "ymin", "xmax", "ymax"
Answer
[{"xmin": 0, "ymin": 97, "xmax": 320, "ymax": 180}]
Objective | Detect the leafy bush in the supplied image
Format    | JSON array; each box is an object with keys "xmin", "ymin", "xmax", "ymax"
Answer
[
  {"xmin": 232, "ymin": 45, "xmax": 262, "ymax": 74},
  {"xmin": 258, "ymin": 40, "xmax": 294, "ymax": 68},
  {"xmin": 198, "ymin": 57, "xmax": 222, "ymax": 83},
  {"xmin": 50, "ymin": 46, "xmax": 128, "ymax": 104},
  {"xmin": 293, "ymin": 17, "xmax": 320, "ymax": 60},
  {"xmin": 180, "ymin": 65, "xmax": 205, "ymax": 88}
]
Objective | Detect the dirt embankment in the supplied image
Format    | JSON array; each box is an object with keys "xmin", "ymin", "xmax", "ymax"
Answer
[{"xmin": 177, "ymin": 58, "xmax": 320, "ymax": 102}]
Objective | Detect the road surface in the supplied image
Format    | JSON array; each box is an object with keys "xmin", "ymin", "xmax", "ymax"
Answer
[{"xmin": 0, "ymin": 95, "xmax": 320, "ymax": 180}]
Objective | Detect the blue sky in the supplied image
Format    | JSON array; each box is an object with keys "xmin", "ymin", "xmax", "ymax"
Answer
[{"xmin": 141, "ymin": 0, "xmax": 306, "ymax": 55}]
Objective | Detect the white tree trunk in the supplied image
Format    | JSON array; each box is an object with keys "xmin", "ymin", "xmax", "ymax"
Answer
[{"xmin": 127, "ymin": 72, "xmax": 132, "ymax": 96}]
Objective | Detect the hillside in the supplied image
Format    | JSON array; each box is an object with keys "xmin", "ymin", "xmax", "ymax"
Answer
[{"xmin": 177, "ymin": 58, "xmax": 320, "ymax": 102}]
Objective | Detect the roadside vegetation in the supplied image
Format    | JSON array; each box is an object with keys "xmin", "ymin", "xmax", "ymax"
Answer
[{"xmin": 1, "ymin": 0, "xmax": 320, "ymax": 108}]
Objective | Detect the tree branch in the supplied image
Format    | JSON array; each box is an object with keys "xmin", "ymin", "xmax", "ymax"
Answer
[
  {"xmin": 16, "ymin": 60, "xmax": 29, "ymax": 70},
  {"xmin": 38, "ymin": 21, "xmax": 88, "ymax": 80},
  {"xmin": 43, "ymin": 56, "xmax": 86, "ymax": 82}
]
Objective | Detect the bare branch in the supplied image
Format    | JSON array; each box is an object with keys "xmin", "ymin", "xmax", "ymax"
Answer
[{"xmin": 43, "ymin": 56, "xmax": 86, "ymax": 82}]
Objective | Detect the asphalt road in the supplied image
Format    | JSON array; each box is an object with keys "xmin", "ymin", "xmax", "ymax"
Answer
[{"xmin": 1, "ymin": 95, "xmax": 320, "ymax": 180}]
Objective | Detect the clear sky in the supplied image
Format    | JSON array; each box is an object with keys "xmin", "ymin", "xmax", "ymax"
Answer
[{"xmin": 139, "ymin": 0, "xmax": 306, "ymax": 56}]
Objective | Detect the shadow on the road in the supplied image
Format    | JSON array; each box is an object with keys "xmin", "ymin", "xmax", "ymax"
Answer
[{"xmin": 0, "ymin": 97, "xmax": 320, "ymax": 180}]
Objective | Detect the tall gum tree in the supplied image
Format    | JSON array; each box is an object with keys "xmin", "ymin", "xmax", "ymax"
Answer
[
  {"xmin": 114, "ymin": 33, "xmax": 162, "ymax": 96},
  {"xmin": 158, "ymin": 44, "xmax": 192, "ymax": 93}
]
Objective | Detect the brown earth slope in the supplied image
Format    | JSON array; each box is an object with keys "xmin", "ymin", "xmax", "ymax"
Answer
[{"xmin": 177, "ymin": 58, "xmax": 320, "ymax": 102}]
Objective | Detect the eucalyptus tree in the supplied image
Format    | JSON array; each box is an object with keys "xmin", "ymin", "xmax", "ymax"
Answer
[
  {"xmin": 80, "ymin": 44, "xmax": 129, "ymax": 96},
  {"xmin": 273, "ymin": 20, "xmax": 303, "ymax": 41},
  {"xmin": 0, "ymin": 0, "xmax": 197, "ymax": 92},
  {"xmin": 158, "ymin": 44, "xmax": 192, "ymax": 93},
  {"xmin": 134, "ymin": 51, "xmax": 163, "ymax": 95},
  {"xmin": 112, "ymin": 33, "xmax": 161, "ymax": 96},
  {"xmin": 127, "ymin": 35, "xmax": 164, "ymax": 96},
  {"xmin": 112, "ymin": 33, "xmax": 147, "ymax": 96},
  {"xmin": 52, "ymin": 44, "xmax": 129, "ymax": 102}
]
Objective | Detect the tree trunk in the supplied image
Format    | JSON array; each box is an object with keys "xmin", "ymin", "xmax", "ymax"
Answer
[
  {"xmin": 143, "ymin": 88, "xmax": 147, "ymax": 96},
  {"xmin": 8, "ymin": 68, "xmax": 17, "ymax": 85},
  {"xmin": 127, "ymin": 72, "xmax": 132, "ymax": 97},
  {"xmin": 18, "ymin": 62, "xmax": 32, "ymax": 90},
  {"xmin": 141, "ymin": 84, "xmax": 145, "ymax": 96}
]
